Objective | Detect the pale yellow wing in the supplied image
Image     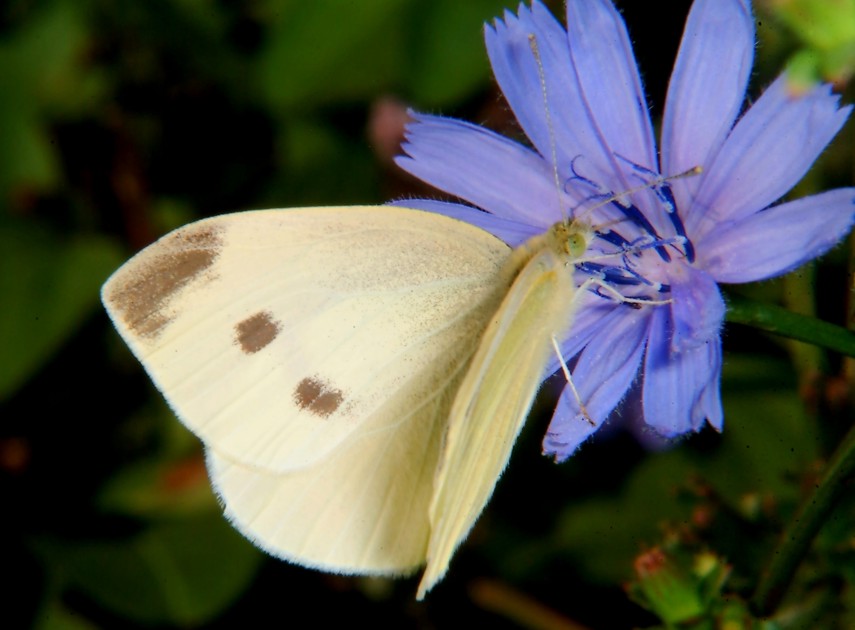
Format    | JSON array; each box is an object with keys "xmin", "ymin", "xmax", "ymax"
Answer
[
  {"xmin": 418, "ymin": 244, "xmax": 580, "ymax": 598},
  {"xmin": 102, "ymin": 206, "xmax": 509, "ymax": 474},
  {"xmin": 205, "ymin": 370, "xmax": 454, "ymax": 574}
]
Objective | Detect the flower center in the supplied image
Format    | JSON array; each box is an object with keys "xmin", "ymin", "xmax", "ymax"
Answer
[{"xmin": 566, "ymin": 159, "xmax": 697, "ymax": 304}]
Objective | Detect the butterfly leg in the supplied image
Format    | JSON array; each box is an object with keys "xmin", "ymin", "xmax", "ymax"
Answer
[
  {"xmin": 587, "ymin": 278, "xmax": 672, "ymax": 306},
  {"xmin": 550, "ymin": 335, "xmax": 595, "ymax": 426}
]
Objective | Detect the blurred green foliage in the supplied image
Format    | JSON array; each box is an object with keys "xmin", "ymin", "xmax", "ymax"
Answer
[
  {"xmin": 1, "ymin": 0, "xmax": 853, "ymax": 628},
  {"xmin": 758, "ymin": 0, "xmax": 855, "ymax": 90}
]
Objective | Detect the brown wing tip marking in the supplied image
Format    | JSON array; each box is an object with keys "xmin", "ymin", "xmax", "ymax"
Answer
[
  {"xmin": 293, "ymin": 376, "xmax": 344, "ymax": 418},
  {"xmin": 235, "ymin": 311, "xmax": 281, "ymax": 354},
  {"xmin": 105, "ymin": 225, "xmax": 223, "ymax": 339}
]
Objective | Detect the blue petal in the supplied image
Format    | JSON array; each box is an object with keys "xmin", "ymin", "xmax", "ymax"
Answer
[
  {"xmin": 642, "ymin": 306, "xmax": 720, "ymax": 437},
  {"xmin": 661, "ymin": 0, "xmax": 753, "ymax": 213},
  {"xmin": 670, "ymin": 266, "xmax": 725, "ymax": 352},
  {"xmin": 485, "ymin": 4, "xmax": 584, "ymax": 177},
  {"xmin": 388, "ymin": 199, "xmax": 540, "ymax": 247},
  {"xmin": 692, "ymin": 340, "xmax": 723, "ymax": 431},
  {"xmin": 543, "ymin": 307, "xmax": 649, "ymax": 461},
  {"xmin": 548, "ymin": 293, "xmax": 625, "ymax": 373},
  {"xmin": 564, "ymin": 0, "xmax": 657, "ymax": 175},
  {"xmin": 543, "ymin": 390, "xmax": 600, "ymax": 462},
  {"xmin": 485, "ymin": 2, "xmax": 643, "ymax": 200},
  {"xmin": 689, "ymin": 77, "xmax": 853, "ymax": 234},
  {"xmin": 395, "ymin": 113, "xmax": 562, "ymax": 226},
  {"xmin": 700, "ymin": 188, "xmax": 855, "ymax": 283}
]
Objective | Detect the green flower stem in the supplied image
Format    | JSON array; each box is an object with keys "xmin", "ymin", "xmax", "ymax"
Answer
[
  {"xmin": 725, "ymin": 294, "xmax": 855, "ymax": 358},
  {"xmin": 751, "ymin": 420, "xmax": 855, "ymax": 617}
]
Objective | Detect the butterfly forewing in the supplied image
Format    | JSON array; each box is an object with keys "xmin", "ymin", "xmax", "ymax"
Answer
[
  {"xmin": 418, "ymin": 242, "xmax": 580, "ymax": 598},
  {"xmin": 102, "ymin": 206, "xmax": 510, "ymax": 474}
]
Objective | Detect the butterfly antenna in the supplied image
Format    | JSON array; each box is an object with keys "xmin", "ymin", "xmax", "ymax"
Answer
[
  {"xmin": 528, "ymin": 34, "xmax": 565, "ymax": 223},
  {"xmin": 576, "ymin": 165, "xmax": 704, "ymax": 229}
]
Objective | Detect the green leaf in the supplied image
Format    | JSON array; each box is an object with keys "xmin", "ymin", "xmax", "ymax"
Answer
[
  {"xmin": 35, "ymin": 515, "xmax": 263, "ymax": 625},
  {"xmin": 268, "ymin": 117, "xmax": 381, "ymax": 205},
  {"xmin": 257, "ymin": 0, "xmax": 409, "ymax": 110},
  {"xmin": 404, "ymin": 0, "xmax": 511, "ymax": 107},
  {"xmin": 256, "ymin": 0, "xmax": 510, "ymax": 111},
  {"xmin": 34, "ymin": 601, "xmax": 99, "ymax": 630},
  {"xmin": 769, "ymin": 0, "xmax": 855, "ymax": 86},
  {"xmin": 551, "ymin": 454, "xmax": 688, "ymax": 583},
  {"xmin": 0, "ymin": 221, "xmax": 124, "ymax": 400},
  {"xmin": 0, "ymin": 0, "xmax": 105, "ymax": 199},
  {"xmin": 98, "ymin": 452, "xmax": 219, "ymax": 519}
]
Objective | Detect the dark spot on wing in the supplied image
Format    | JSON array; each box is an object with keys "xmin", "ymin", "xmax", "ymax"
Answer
[
  {"xmin": 105, "ymin": 225, "xmax": 222, "ymax": 339},
  {"xmin": 235, "ymin": 311, "xmax": 281, "ymax": 354},
  {"xmin": 294, "ymin": 376, "xmax": 344, "ymax": 418}
]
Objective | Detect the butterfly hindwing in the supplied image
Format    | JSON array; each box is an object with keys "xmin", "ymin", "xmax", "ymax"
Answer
[{"xmin": 205, "ymin": 370, "xmax": 453, "ymax": 574}]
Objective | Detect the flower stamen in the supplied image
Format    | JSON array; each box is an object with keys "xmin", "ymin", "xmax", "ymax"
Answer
[{"xmin": 615, "ymin": 156, "xmax": 699, "ymax": 263}]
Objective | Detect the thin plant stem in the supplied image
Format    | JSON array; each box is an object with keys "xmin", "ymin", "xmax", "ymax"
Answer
[
  {"xmin": 725, "ymin": 294, "xmax": 855, "ymax": 358},
  {"xmin": 751, "ymin": 420, "xmax": 855, "ymax": 617}
]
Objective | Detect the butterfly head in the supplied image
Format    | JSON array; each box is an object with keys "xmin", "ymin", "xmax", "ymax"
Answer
[{"xmin": 549, "ymin": 219, "xmax": 594, "ymax": 261}]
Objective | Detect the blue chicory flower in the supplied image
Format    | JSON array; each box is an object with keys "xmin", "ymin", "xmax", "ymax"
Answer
[{"xmin": 394, "ymin": 0, "xmax": 855, "ymax": 461}]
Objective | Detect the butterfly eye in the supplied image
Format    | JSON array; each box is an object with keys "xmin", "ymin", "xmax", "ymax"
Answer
[{"xmin": 565, "ymin": 232, "xmax": 588, "ymax": 257}]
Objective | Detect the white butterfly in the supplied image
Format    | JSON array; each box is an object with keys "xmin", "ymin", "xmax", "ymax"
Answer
[{"xmin": 101, "ymin": 204, "xmax": 592, "ymax": 598}]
